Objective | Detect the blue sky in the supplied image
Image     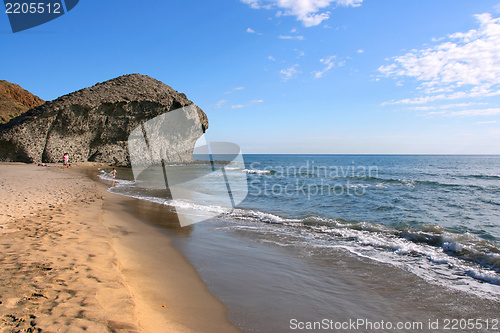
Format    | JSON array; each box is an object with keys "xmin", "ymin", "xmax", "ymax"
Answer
[{"xmin": 2, "ymin": 0, "xmax": 500, "ymax": 154}]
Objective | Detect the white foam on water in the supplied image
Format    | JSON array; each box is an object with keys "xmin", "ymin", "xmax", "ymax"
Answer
[
  {"xmin": 225, "ymin": 166, "xmax": 244, "ymax": 170},
  {"xmin": 298, "ymin": 220, "xmax": 500, "ymax": 300},
  {"xmin": 243, "ymin": 169, "xmax": 272, "ymax": 175},
  {"xmin": 226, "ymin": 209, "xmax": 302, "ymax": 224},
  {"xmin": 169, "ymin": 199, "xmax": 230, "ymax": 215},
  {"xmin": 98, "ymin": 170, "xmax": 136, "ymax": 186},
  {"xmin": 220, "ymin": 209, "xmax": 500, "ymax": 300},
  {"xmin": 99, "ymin": 170, "xmax": 500, "ymax": 301}
]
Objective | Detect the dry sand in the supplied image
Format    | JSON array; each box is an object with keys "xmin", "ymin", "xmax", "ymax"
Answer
[{"xmin": 0, "ymin": 163, "xmax": 240, "ymax": 333}]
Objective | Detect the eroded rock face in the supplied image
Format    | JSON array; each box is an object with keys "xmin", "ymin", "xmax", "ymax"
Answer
[
  {"xmin": 0, "ymin": 74, "xmax": 208, "ymax": 166},
  {"xmin": 0, "ymin": 80, "xmax": 45, "ymax": 124}
]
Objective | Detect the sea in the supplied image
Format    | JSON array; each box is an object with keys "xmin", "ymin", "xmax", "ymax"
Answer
[{"xmin": 98, "ymin": 155, "xmax": 500, "ymax": 332}]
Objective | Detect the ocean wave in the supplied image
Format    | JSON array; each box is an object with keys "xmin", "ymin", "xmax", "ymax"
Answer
[
  {"xmin": 98, "ymin": 170, "xmax": 136, "ymax": 186},
  {"xmin": 243, "ymin": 169, "xmax": 275, "ymax": 175},
  {"xmin": 463, "ymin": 174, "xmax": 500, "ymax": 180},
  {"xmin": 113, "ymin": 185, "xmax": 500, "ymax": 277},
  {"xmin": 169, "ymin": 199, "xmax": 230, "ymax": 215},
  {"xmin": 98, "ymin": 169, "xmax": 500, "ymax": 299},
  {"xmin": 224, "ymin": 209, "xmax": 302, "ymax": 224},
  {"xmin": 221, "ymin": 209, "xmax": 500, "ymax": 296},
  {"xmin": 363, "ymin": 176, "xmax": 454, "ymax": 187},
  {"xmin": 222, "ymin": 207, "xmax": 499, "ymax": 270},
  {"xmin": 225, "ymin": 166, "xmax": 244, "ymax": 170}
]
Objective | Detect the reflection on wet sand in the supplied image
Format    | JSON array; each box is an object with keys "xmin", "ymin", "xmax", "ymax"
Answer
[{"xmin": 125, "ymin": 198, "xmax": 194, "ymax": 236}]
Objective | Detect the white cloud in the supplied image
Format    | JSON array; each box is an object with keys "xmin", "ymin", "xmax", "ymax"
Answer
[
  {"xmin": 357, "ymin": 49, "xmax": 364, "ymax": 53},
  {"xmin": 293, "ymin": 49, "xmax": 305, "ymax": 57},
  {"xmin": 407, "ymin": 106, "xmax": 435, "ymax": 111},
  {"xmin": 431, "ymin": 36, "xmax": 445, "ymax": 42},
  {"xmin": 449, "ymin": 108, "xmax": 500, "ymax": 116},
  {"xmin": 420, "ymin": 107, "xmax": 500, "ymax": 117},
  {"xmin": 407, "ymin": 102, "xmax": 488, "ymax": 111},
  {"xmin": 384, "ymin": 89, "xmax": 500, "ymax": 105},
  {"xmin": 379, "ymin": 13, "xmax": 500, "ymax": 104},
  {"xmin": 242, "ymin": 0, "xmax": 266, "ymax": 9},
  {"xmin": 224, "ymin": 87, "xmax": 245, "ymax": 94},
  {"xmin": 231, "ymin": 99, "xmax": 264, "ymax": 109},
  {"xmin": 268, "ymin": 55, "xmax": 276, "ymax": 61},
  {"xmin": 280, "ymin": 64, "xmax": 300, "ymax": 81},
  {"xmin": 312, "ymin": 56, "xmax": 342, "ymax": 78},
  {"xmin": 278, "ymin": 35, "xmax": 304, "ymax": 40},
  {"xmin": 247, "ymin": 27, "xmax": 256, "ymax": 33},
  {"xmin": 241, "ymin": 0, "xmax": 362, "ymax": 27},
  {"xmin": 476, "ymin": 120, "xmax": 498, "ymax": 124},
  {"xmin": 214, "ymin": 100, "xmax": 228, "ymax": 108}
]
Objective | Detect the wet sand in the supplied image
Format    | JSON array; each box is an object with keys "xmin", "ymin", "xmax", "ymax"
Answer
[
  {"xmin": 108, "ymin": 184, "xmax": 499, "ymax": 333},
  {"xmin": 0, "ymin": 163, "xmax": 239, "ymax": 332},
  {"xmin": 97, "ymin": 179, "xmax": 240, "ymax": 333}
]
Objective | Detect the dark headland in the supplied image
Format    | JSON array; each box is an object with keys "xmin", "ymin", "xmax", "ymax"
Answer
[
  {"xmin": 0, "ymin": 80, "xmax": 44, "ymax": 124},
  {"xmin": 0, "ymin": 74, "xmax": 208, "ymax": 166},
  {"xmin": 0, "ymin": 76, "xmax": 240, "ymax": 332}
]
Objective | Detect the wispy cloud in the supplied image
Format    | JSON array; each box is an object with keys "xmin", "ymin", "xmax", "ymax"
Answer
[
  {"xmin": 449, "ymin": 108, "xmax": 500, "ymax": 116},
  {"xmin": 476, "ymin": 120, "xmax": 498, "ymax": 124},
  {"xmin": 213, "ymin": 100, "xmax": 228, "ymax": 108},
  {"xmin": 384, "ymin": 89, "xmax": 500, "ymax": 105},
  {"xmin": 312, "ymin": 56, "xmax": 343, "ymax": 79},
  {"xmin": 231, "ymin": 99, "xmax": 264, "ymax": 109},
  {"xmin": 246, "ymin": 27, "xmax": 263, "ymax": 35},
  {"xmin": 224, "ymin": 87, "xmax": 245, "ymax": 94},
  {"xmin": 420, "ymin": 107, "xmax": 500, "ymax": 117},
  {"xmin": 241, "ymin": 0, "xmax": 363, "ymax": 27},
  {"xmin": 280, "ymin": 64, "xmax": 300, "ymax": 81},
  {"xmin": 357, "ymin": 49, "xmax": 364, "ymax": 53},
  {"xmin": 296, "ymin": 49, "xmax": 305, "ymax": 57},
  {"xmin": 278, "ymin": 35, "xmax": 304, "ymax": 40},
  {"xmin": 379, "ymin": 13, "xmax": 500, "ymax": 104},
  {"xmin": 407, "ymin": 102, "xmax": 488, "ymax": 111}
]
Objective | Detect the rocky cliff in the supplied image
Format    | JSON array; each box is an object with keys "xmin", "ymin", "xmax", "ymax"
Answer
[
  {"xmin": 0, "ymin": 80, "xmax": 45, "ymax": 124},
  {"xmin": 0, "ymin": 74, "xmax": 208, "ymax": 166}
]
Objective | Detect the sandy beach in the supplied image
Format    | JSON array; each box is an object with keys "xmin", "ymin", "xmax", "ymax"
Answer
[{"xmin": 0, "ymin": 163, "xmax": 239, "ymax": 332}]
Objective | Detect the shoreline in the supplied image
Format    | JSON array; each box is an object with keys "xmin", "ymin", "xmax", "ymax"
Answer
[
  {"xmin": 96, "ymin": 158, "xmax": 500, "ymax": 332},
  {"xmin": 91, "ymin": 170, "xmax": 241, "ymax": 333},
  {"xmin": 0, "ymin": 163, "xmax": 240, "ymax": 332},
  {"xmin": 4, "ymin": 160, "xmax": 499, "ymax": 332}
]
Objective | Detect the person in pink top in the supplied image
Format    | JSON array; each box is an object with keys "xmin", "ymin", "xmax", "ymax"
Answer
[{"xmin": 62, "ymin": 153, "xmax": 69, "ymax": 168}]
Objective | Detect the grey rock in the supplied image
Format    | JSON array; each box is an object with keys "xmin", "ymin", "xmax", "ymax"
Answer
[{"xmin": 0, "ymin": 74, "xmax": 208, "ymax": 166}]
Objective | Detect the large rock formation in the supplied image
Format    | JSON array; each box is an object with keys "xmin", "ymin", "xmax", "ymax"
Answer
[
  {"xmin": 0, "ymin": 74, "xmax": 208, "ymax": 166},
  {"xmin": 0, "ymin": 80, "xmax": 45, "ymax": 124}
]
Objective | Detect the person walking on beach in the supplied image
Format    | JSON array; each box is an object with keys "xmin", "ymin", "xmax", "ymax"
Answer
[
  {"xmin": 110, "ymin": 168, "xmax": 118, "ymax": 186},
  {"xmin": 62, "ymin": 153, "xmax": 69, "ymax": 169}
]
